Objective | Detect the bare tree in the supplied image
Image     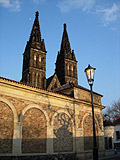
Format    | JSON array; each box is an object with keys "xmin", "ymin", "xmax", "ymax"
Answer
[{"xmin": 104, "ymin": 98, "xmax": 120, "ymax": 121}]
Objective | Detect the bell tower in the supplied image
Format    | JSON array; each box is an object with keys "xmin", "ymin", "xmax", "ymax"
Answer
[
  {"xmin": 55, "ymin": 24, "xmax": 78, "ymax": 85},
  {"xmin": 21, "ymin": 11, "xmax": 47, "ymax": 89}
]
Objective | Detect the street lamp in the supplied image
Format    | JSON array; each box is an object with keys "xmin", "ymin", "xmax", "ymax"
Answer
[{"xmin": 84, "ymin": 64, "xmax": 98, "ymax": 160}]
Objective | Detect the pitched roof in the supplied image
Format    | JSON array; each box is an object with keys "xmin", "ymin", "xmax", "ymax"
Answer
[
  {"xmin": 114, "ymin": 118, "xmax": 120, "ymax": 124},
  {"xmin": 103, "ymin": 120, "xmax": 114, "ymax": 127},
  {"xmin": 53, "ymin": 82, "xmax": 103, "ymax": 97}
]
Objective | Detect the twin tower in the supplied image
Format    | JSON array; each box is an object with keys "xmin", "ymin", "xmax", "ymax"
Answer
[{"xmin": 21, "ymin": 11, "xmax": 78, "ymax": 90}]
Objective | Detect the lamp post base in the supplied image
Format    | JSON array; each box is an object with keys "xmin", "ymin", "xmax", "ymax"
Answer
[{"xmin": 93, "ymin": 147, "xmax": 98, "ymax": 160}]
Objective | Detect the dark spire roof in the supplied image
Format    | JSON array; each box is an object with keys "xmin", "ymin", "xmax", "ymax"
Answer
[
  {"xmin": 25, "ymin": 11, "xmax": 46, "ymax": 52},
  {"xmin": 58, "ymin": 23, "xmax": 76, "ymax": 61},
  {"xmin": 29, "ymin": 11, "xmax": 41, "ymax": 43},
  {"xmin": 60, "ymin": 23, "xmax": 71, "ymax": 55}
]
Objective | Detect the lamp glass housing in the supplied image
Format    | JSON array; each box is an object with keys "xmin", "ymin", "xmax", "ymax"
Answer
[{"xmin": 85, "ymin": 64, "xmax": 96, "ymax": 85}]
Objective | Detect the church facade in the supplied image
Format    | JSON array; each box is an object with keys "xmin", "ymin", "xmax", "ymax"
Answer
[{"xmin": 0, "ymin": 12, "xmax": 105, "ymax": 159}]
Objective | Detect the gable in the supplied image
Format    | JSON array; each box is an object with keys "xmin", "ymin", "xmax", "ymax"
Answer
[{"xmin": 47, "ymin": 73, "xmax": 61, "ymax": 91}]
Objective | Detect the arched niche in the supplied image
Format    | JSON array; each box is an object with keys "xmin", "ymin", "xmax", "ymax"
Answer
[
  {"xmin": 0, "ymin": 97, "xmax": 18, "ymax": 153},
  {"xmin": 82, "ymin": 113, "xmax": 99, "ymax": 150},
  {"xmin": 52, "ymin": 110, "xmax": 74, "ymax": 153},
  {"xmin": 20, "ymin": 104, "xmax": 49, "ymax": 153}
]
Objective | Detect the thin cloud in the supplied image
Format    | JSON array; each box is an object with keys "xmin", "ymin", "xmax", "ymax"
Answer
[
  {"xmin": 33, "ymin": 0, "xmax": 46, "ymax": 4},
  {"xmin": 57, "ymin": 0, "xmax": 95, "ymax": 12},
  {"xmin": 96, "ymin": 3, "xmax": 120, "ymax": 26},
  {"xmin": 0, "ymin": 0, "xmax": 20, "ymax": 11}
]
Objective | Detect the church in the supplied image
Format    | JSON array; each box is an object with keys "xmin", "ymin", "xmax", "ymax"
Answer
[{"xmin": 0, "ymin": 11, "xmax": 105, "ymax": 159}]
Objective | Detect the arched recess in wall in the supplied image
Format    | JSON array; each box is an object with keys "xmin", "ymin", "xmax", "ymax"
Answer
[
  {"xmin": 20, "ymin": 104, "xmax": 49, "ymax": 153},
  {"xmin": 51, "ymin": 110, "xmax": 74, "ymax": 153},
  {"xmin": 0, "ymin": 97, "xmax": 18, "ymax": 153},
  {"xmin": 82, "ymin": 113, "xmax": 99, "ymax": 150}
]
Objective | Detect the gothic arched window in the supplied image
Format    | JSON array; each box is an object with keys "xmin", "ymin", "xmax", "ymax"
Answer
[
  {"xmin": 34, "ymin": 55, "xmax": 36, "ymax": 61},
  {"xmin": 39, "ymin": 55, "xmax": 41, "ymax": 62},
  {"xmin": 69, "ymin": 64, "xmax": 73, "ymax": 76},
  {"xmin": 73, "ymin": 65, "xmax": 76, "ymax": 77},
  {"xmin": 33, "ymin": 35, "xmax": 35, "ymax": 41}
]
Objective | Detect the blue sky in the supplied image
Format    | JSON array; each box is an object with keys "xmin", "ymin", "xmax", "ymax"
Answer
[{"xmin": 0, "ymin": 0, "xmax": 120, "ymax": 110}]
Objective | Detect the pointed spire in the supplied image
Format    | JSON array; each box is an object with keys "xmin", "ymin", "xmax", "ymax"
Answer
[
  {"xmin": 41, "ymin": 39, "xmax": 46, "ymax": 51},
  {"xmin": 72, "ymin": 50, "xmax": 76, "ymax": 60},
  {"xmin": 64, "ymin": 23, "xmax": 66, "ymax": 31},
  {"xmin": 35, "ymin": 11, "xmax": 39, "ymax": 19},
  {"xmin": 29, "ymin": 11, "xmax": 41, "ymax": 43},
  {"xmin": 60, "ymin": 23, "xmax": 71, "ymax": 56},
  {"xmin": 24, "ymin": 11, "xmax": 46, "ymax": 52}
]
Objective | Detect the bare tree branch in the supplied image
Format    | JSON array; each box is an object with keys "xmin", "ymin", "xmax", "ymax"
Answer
[{"xmin": 104, "ymin": 98, "xmax": 120, "ymax": 121}]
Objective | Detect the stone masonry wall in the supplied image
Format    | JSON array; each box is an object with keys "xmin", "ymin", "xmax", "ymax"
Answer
[
  {"xmin": 0, "ymin": 80, "xmax": 104, "ymax": 159},
  {"xmin": 83, "ymin": 114, "xmax": 99, "ymax": 150},
  {"xmin": 74, "ymin": 88, "xmax": 101, "ymax": 105},
  {"xmin": 22, "ymin": 108, "xmax": 47, "ymax": 153},
  {"xmin": 0, "ymin": 101, "xmax": 14, "ymax": 153},
  {"xmin": 0, "ymin": 94, "xmax": 75, "ymax": 155},
  {"xmin": 53, "ymin": 113, "xmax": 73, "ymax": 152}
]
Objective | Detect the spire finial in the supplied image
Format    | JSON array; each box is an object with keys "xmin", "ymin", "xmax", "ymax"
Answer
[
  {"xmin": 35, "ymin": 11, "xmax": 39, "ymax": 18},
  {"xmin": 64, "ymin": 23, "xmax": 66, "ymax": 31}
]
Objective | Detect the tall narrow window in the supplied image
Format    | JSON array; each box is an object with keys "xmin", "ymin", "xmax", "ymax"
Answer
[
  {"xmin": 36, "ymin": 78, "xmax": 38, "ymax": 87},
  {"xmin": 73, "ymin": 66, "xmax": 76, "ymax": 77},
  {"xmin": 36, "ymin": 34, "xmax": 39, "ymax": 42},
  {"xmin": 37, "ymin": 74, "xmax": 40, "ymax": 87},
  {"xmin": 71, "ymin": 65, "xmax": 73, "ymax": 76},
  {"xmin": 33, "ymin": 35, "xmax": 35, "ymax": 41},
  {"xmin": 116, "ymin": 131, "xmax": 120, "ymax": 141},
  {"xmin": 34, "ymin": 55, "xmax": 36, "ymax": 61},
  {"xmin": 105, "ymin": 137, "xmax": 108, "ymax": 149},
  {"xmin": 69, "ymin": 65, "xmax": 71, "ymax": 76},
  {"xmin": 67, "ymin": 64, "xmax": 69, "ymax": 75},
  {"xmin": 109, "ymin": 137, "xmax": 112, "ymax": 149},
  {"xmin": 39, "ymin": 55, "xmax": 41, "ymax": 62},
  {"xmin": 34, "ymin": 55, "xmax": 36, "ymax": 67},
  {"xmin": 69, "ymin": 65, "xmax": 73, "ymax": 76},
  {"xmin": 32, "ymin": 72, "xmax": 34, "ymax": 85}
]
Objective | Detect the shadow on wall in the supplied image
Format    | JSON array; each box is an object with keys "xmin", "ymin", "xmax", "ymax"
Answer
[
  {"xmin": 0, "ymin": 136, "xmax": 101, "ymax": 154},
  {"xmin": 54, "ymin": 124, "xmax": 73, "ymax": 152},
  {"xmin": 0, "ymin": 154, "xmax": 76, "ymax": 160},
  {"xmin": 0, "ymin": 100, "xmax": 103, "ymax": 159}
]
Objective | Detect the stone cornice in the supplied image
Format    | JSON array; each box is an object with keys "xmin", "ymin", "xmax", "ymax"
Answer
[{"xmin": 0, "ymin": 77, "xmax": 104, "ymax": 109}]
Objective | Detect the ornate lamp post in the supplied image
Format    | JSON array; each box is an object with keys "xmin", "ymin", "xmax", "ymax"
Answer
[{"xmin": 84, "ymin": 64, "xmax": 98, "ymax": 160}]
